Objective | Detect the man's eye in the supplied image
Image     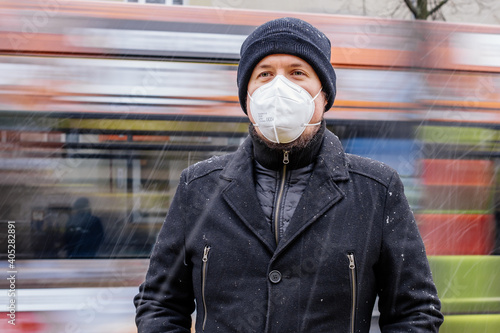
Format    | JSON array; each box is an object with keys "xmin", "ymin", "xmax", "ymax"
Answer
[
  {"xmin": 259, "ymin": 72, "xmax": 271, "ymax": 78},
  {"xmin": 292, "ymin": 70, "xmax": 305, "ymax": 76}
]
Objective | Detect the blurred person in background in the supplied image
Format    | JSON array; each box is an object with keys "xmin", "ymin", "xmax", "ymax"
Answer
[
  {"xmin": 134, "ymin": 17, "xmax": 443, "ymax": 332},
  {"xmin": 64, "ymin": 197, "xmax": 104, "ymax": 258}
]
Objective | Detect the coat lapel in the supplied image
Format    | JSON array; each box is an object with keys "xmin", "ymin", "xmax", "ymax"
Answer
[
  {"xmin": 220, "ymin": 138, "xmax": 276, "ymax": 253},
  {"xmin": 276, "ymin": 131, "xmax": 350, "ymax": 255}
]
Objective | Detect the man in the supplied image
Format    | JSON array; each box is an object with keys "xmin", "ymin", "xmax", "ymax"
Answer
[
  {"xmin": 65, "ymin": 197, "xmax": 104, "ymax": 258},
  {"xmin": 134, "ymin": 17, "xmax": 443, "ymax": 332}
]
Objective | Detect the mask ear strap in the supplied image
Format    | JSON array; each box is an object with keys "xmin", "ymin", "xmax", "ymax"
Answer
[
  {"xmin": 312, "ymin": 87, "xmax": 323, "ymax": 101},
  {"xmin": 304, "ymin": 121, "xmax": 322, "ymax": 127},
  {"xmin": 304, "ymin": 88, "xmax": 323, "ymax": 126}
]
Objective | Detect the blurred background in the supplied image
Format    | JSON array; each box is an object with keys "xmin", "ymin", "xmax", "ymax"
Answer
[{"xmin": 0, "ymin": 0, "xmax": 499, "ymax": 332}]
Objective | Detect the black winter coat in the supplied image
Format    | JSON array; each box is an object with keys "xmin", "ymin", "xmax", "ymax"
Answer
[{"xmin": 134, "ymin": 130, "xmax": 443, "ymax": 333}]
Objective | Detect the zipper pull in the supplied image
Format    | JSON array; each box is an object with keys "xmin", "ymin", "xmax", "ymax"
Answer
[
  {"xmin": 203, "ymin": 246, "xmax": 211, "ymax": 262},
  {"xmin": 283, "ymin": 150, "xmax": 290, "ymax": 165},
  {"xmin": 348, "ymin": 253, "xmax": 355, "ymax": 270}
]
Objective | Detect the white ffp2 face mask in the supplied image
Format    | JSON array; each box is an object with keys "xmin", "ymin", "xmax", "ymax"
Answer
[{"xmin": 248, "ymin": 75, "xmax": 322, "ymax": 144}]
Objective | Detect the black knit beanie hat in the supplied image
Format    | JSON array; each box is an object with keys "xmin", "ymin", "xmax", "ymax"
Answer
[{"xmin": 237, "ymin": 17, "xmax": 337, "ymax": 114}]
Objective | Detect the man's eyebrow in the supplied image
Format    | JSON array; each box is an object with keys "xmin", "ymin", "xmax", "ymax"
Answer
[
  {"xmin": 255, "ymin": 64, "xmax": 273, "ymax": 69},
  {"xmin": 255, "ymin": 62, "xmax": 306, "ymax": 69}
]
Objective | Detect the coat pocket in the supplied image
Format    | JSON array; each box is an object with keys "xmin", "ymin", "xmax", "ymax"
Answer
[{"xmin": 201, "ymin": 245, "xmax": 211, "ymax": 331}]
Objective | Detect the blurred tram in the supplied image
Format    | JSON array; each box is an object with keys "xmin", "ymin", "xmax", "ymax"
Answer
[{"xmin": 0, "ymin": 1, "xmax": 500, "ymax": 332}]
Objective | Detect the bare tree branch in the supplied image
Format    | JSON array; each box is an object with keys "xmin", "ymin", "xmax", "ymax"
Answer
[
  {"xmin": 428, "ymin": 0, "xmax": 449, "ymax": 16},
  {"xmin": 403, "ymin": 0, "xmax": 419, "ymax": 17}
]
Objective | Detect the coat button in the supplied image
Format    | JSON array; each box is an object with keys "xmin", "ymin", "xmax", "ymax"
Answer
[{"xmin": 269, "ymin": 270, "xmax": 282, "ymax": 283}]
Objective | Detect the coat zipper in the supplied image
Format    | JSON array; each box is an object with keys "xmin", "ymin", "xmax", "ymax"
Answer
[
  {"xmin": 201, "ymin": 245, "xmax": 211, "ymax": 331},
  {"xmin": 274, "ymin": 150, "xmax": 289, "ymax": 244},
  {"xmin": 347, "ymin": 253, "xmax": 357, "ymax": 333}
]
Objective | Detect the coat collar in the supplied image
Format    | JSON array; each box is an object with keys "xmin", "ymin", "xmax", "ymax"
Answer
[
  {"xmin": 250, "ymin": 121, "xmax": 326, "ymax": 171},
  {"xmin": 221, "ymin": 129, "xmax": 349, "ymax": 181},
  {"xmin": 220, "ymin": 129, "xmax": 350, "ymax": 253}
]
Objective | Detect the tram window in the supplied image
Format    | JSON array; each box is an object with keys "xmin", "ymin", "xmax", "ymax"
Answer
[{"xmin": 0, "ymin": 117, "xmax": 247, "ymax": 259}]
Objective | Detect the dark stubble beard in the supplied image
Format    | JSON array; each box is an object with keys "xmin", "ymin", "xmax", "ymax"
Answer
[{"xmin": 249, "ymin": 122, "xmax": 322, "ymax": 151}]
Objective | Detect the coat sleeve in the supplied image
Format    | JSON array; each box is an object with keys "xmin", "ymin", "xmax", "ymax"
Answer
[
  {"xmin": 376, "ymin": 171, "xmax": 444, "ymax": 333},
  {"xmin": 134, "ymin": 171, "xmax": 195, "ymax": 333}
]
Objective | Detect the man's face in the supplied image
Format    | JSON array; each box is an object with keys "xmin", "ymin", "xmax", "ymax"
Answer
[{"xmin": 246, "ymin": 54, "xmax": 327, "ymax": 149}]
